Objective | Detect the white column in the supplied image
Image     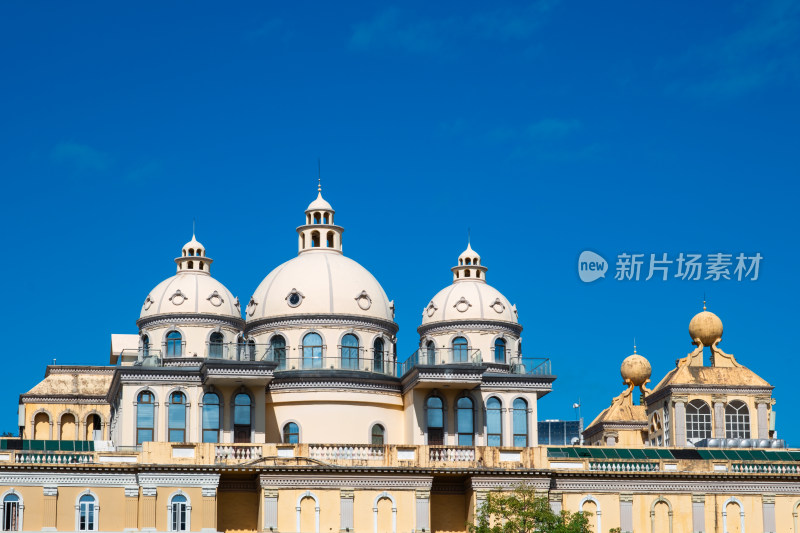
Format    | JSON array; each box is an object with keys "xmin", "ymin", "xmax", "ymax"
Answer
[
  {"xmin": 674, "ymin": 398, "xmax": 687, "ymax": 446},
  {"xmin": 713, "ymin": 397, "xmax": 725, "ymax": 438},
  {"xmin": 254, "ymin": 387, "xmax": 266, "ymax": 443},
  {"xmin": 757, "ymin": 398, "xmax": 770, "ymax": 439}
]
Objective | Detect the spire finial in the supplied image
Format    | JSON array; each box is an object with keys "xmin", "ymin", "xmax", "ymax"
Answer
[
  {"xmin": 192, "ymin": 218, "xmax": 196, "ymax": 238},
  {"xmin": 703, "ymin": 292, "xmax": 707, "ymax": 311},
  {"xmin": 317, "ymin": 158, "xmax": 322, "ymax": 193},
  {"xmin": 633, "ymin": 338, "xmax": 637, "ymax": 354},
  {"xmin": 467, "ymin": 227, "xmax": 471, "ymax": 246}
]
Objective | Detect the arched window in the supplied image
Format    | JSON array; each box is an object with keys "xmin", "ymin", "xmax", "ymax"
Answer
[
  {"xmin": 270, "ymin": 335, "xmax": 286, "ymax": 370},
  {"xmin": 302, "ymin": 333, "xmax": 323, "ymax": 369},
  {"xmin": 341, "ymin": 334, "xmax": 359, "ymax": 370},
  {"xmin": 188, "ymin": 260, "xmax": 194, "ymax": 269},
  {"xmin": 137, "ymin": 391, "xmax": 154, "ymax": 444},
  {"xmin": 33, "ymin": 412, "xmax": 49, "ymax": 440},
  {"xmin": 686, "ymin": 400, "xmax": 712, "ymax": 443},
  {"xmin": 426, "ymin": 396, "xmax": 444, "ymax": 445},
  {"xmin": 452, "ymin": 337, "xmax": 468, "ymax": 363},
  {"xmin": 311, "ymin": 231, "xmax": 320, "ymax": 247},
  {"xmin": 373, "ymin": 338, "xmax": 385, "ymax": 373},
  {"xmin": 486, "ymin": 397, "xmax": 502, "ymax": 446},
  {"xmin": 3, "ymin": 493, "xmax": 21, "ymax": 531},
  {"xmin": 168, "ymin": 392, "xmax": 187, "ymax": 442},
  {"xmin": 169, "ymin": 494, "xmax": 189, "ymax": 532},
  {"xmin": 457, "ymin": 396, "xmax": 474, "ymax": 446},
  {"xmin": 142, "ymin": 335, "xmax": 150, "ymax": 358},
  {"xmin": 313, "ymin": 212, "xmax": 321, "ymax": 224},
  {"xmin": 86, "ymin": 414, "xmax": 102, "ymax": 440},
  {"xmin": 326, "ymin": 231, "xmax": 334, "ymax": 247},
  {"xmin": 166, "ymin": 331, "xmax": 182, "ymax": 357},
  {"xmin": 323, "ymin": 213, "xmax": 329, "ymax": 224},
  {"xmin": 283, "ymin": 422, "xmax": 299, "ymax": 444},
  {"xmin": 371, "ymin": 424, "xmax": 385, "ymax": 446},
  {"xmin": 60, "ymin": 413, "xmax": 76, "ymax": 440},
  {"xmin": 234, "ymin": 393, "xmax": 251, "ymax": 443},
  {"xmin": 209, "ymin": 332, "xmax": 224, "ymax": 359},
  {"xmin": 464, "ymin": 270, "xmax": 471, "ymax": 277},
  {"xmin": 77, "ymin": 494, "xmax": 98, "ymax": 531},
  {"xmin": 725, "ymin": 400, "xmax": 751, "ymax": 439},
  {"xmin": 247, "ymin": 339, "xmax": 256, "ymax": 361},
  {"xmin": 513, "ymin": 398, "xmax": 528, "ymax": 447},
  {"xmin": 202, "ymin": 393, "xmax": 220, "ymax": 443},
  {"xmin": 494, "ymin": 338, "xmax": 506, "ymax": 363},
  {"xmin": 426, "ymin": 341, "xmax": 436, "ymax": 365},
  {"xmin": 465, "ymin": 258, "xmax": 472, "ymax": 265}
]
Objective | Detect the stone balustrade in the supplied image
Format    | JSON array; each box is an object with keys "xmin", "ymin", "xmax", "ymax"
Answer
[
  {"xmin": 309, "ymin": 445, "xmax": 385, "ymax": 461},
  {"xmin": 589, "ymin": 461, "xmax": 658, "ymax": 472},
  {"xmin": 429, "ymin": 446, "xmax": 476, "ymax": 462},
  {"xmin": 14, "ymin": 452, "xmax": 95, "ymax": 464},
  {"xmin": 214, "ymin": 445, "xmax": 263, "ymax": 461}
]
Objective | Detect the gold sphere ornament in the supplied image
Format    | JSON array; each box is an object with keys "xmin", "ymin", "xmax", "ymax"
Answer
[
  {"xmin": 689, "ymin": 309, "xmax": 723, "ymax": 346},
  {"xmin": 620, "ymin": 352, "xmax": 652, "ymax": 387}
]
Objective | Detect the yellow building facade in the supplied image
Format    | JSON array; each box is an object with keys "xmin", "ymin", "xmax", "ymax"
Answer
[{"xmin": 1, "ymin": 184, "xmax": 796, "ymax": 533}]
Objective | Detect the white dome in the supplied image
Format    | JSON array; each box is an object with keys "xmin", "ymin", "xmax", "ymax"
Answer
[
  {"xmin": 421, "ymin": 280, "xmax": 517, "ymax": 325},
  {"xmin": 140, "ymin": 271, "xmax": 241, "ymax": 320},
  {"xmin": 246, "ymin": 250, "xmax": 393, "ymax": 323}
]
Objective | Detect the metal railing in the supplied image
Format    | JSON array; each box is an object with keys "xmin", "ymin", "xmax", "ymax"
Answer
[
  {"xmin": 273, "ymin": 355, "xmax": 396, "ymax": 375},
  {"xmin": 398, "ymin": 348, "xmax": 551, "ymax": 377}
]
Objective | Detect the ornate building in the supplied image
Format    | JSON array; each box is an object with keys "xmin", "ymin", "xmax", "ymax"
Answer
[{"xmin": 3, "ymin": 184, "xmax": 797, "ymax": 533}]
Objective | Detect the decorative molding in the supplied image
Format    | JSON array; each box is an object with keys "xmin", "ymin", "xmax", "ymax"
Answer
[
  {"xmin": 468, "ymin": 476, "xmax": 550, "ymax": 491},
  {"xmin": 136, "ymin": 313, "xmax": 244, "ymax": 331},
  {"xmin": 137, "ymin": 473, "xmax": 220, "ymax": 488},
  {"xmin": 417, "ymin": 320, "xmax": 522, "ymax": 337},
  {"xmin": 0, "ymin": 473, "xmax": 137, "ymax": 487},
  {"xmin": 245, "ymin": 314, "xmax": 399, "ymax": 336},
  {"xmin": 258, "ymin": 474, "xmax": 432, "ymax": 490},
  {"xmin": 552, "ymin": 478, "xmax": 800, "ymax": 494},
  {"xmin": 124, "ymin": 486, "xmax": 139, "ymax": 498},
  {"xmin": 43, "ymin": 486, "xmax": 58, "ymax": 497}
]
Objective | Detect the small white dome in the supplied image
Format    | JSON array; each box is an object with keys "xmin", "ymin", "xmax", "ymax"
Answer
[
  {"xmin": 421, "ymin": 280, "xmax": 517, "ymax": 325},
  {"xmin": 139, "ymin": 235, "xmax": 241, "ymax": 321},
  {"xmin": 247, "ymin": 250, "xmax": 393, "ymax": 323},
  {"xmin": 307, "ymin": 191, "xmax": 334, "ymax": 212},
  {"xmin": 140, "ymin": 272, "xmax": 241, "ymax": 320}
]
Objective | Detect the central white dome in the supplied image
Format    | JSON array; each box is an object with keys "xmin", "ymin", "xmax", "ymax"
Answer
[{"xmin": 246, "ymin": 250, "xmax": 393, "ymax": 323}]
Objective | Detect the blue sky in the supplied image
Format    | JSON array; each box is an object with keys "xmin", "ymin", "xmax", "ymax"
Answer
[{"xmin": 1, "ymin": 1, "xmax": 799, "ymax": 442}]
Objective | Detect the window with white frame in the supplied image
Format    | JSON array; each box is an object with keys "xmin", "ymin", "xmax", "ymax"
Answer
[
  {"xmin": 486, "ymin": 397, "xmax": 502, "ymax": 446},
  {"xmin": 2, "ymin": 493, "xmax": 21, "ymax": 531},
  {"xmin": 686, "ymin": 400, "xmax": 712, "ymax": 443},
  {"xmin": 663, "ymin": 405, "xmax": 670, "ymax": 446},
  {"xmin": 169, "ymin": 494, "xmax": 189, "ymax": 532},
  {"xmin": 77, "ymin": 493, "xmax": 98, "ymax": 531},
  {"xmin": 725, "ymin": 400, "xmax": 751, "ymax": 439}
]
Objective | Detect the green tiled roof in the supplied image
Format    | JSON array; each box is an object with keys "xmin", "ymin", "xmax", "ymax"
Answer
[{"xmin": 546, "ymin": 446, "xmax": 800, "ymax": 462}]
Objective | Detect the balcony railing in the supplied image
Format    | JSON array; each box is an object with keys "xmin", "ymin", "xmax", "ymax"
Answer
[
  {"xmin": 429, "ymin": 446, "xmax": 476, "ymax": 462},
  {"xmin": 15, "ymin": 452, "xmax": 95, "ymax": 464},
  {"xmin": 309, "ymin": 444, "xmax": 385, "ymax": 461},
  {"xmin": 215, "ymin": 444, "xmax": 263, "ymax": 461},
  {"xmin": 398, "ymin": 348, "xmax": 551, "ymax": 377},
  {"xmin": 589, "ymin": 461, "xmax": 658, "ymax": 472}
]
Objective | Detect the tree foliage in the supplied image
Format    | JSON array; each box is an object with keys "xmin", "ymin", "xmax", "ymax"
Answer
[{"xmin": 468, "ymin": 484, "xmax": 592, "ymax": 533}]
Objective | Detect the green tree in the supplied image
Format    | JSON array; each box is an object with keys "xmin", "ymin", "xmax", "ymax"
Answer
[{"xmin": 468, "ymin": 484, "xmax": 592, "ymax": 533}]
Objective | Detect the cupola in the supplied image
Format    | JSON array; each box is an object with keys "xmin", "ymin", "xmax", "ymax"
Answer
[
  {"xmin": 451, "ymin": 243, "xmax": 487, "ymax": 282},
  {"xmin": 297, "ymin": 180, "xmax": 344, "ymax": 253},
  {"xmin": 176, "ymin": 234, "xmax": 213, "ymax": 274}
]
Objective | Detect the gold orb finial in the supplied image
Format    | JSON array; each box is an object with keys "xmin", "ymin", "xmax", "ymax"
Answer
[
  {"xmin": 689, "ymin": 305, "xmax": 723, "ymax": 346},
  {"xmin": 621, "ymin": 348, "xmax": 651, "ymax": 387}
]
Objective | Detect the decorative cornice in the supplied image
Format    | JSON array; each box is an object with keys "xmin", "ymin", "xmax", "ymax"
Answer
[
  {"xmin": 258, "ymin": 474, "xmax": 432, "ymax": 490},
  {"xmin": 417, "ymin": 320, "xmax": 522, "ymax": 337},
  {"xmin": 245, "ymin": 314, "xmax": 399, "ymax": 336},
  {"xmin": 646, "ymin": 384, "xmax": 773, "ymax": 405},
  {"xmin": 137, "ymin": 313, "xmax": 244, "ymax": 331},
  {"xmin": 0, "ymin": 473, "xmax": 137, "ymax": 487},
  {"xmin": 551, "ymin": 477, "xmax": 800, "ymax": 494},
  {"xmin": 44, "ymin": 366, "xmax": 115, "ymax": 377},
  {"xmin": 468, "ymin": 476, "xmax": 550, "ymax": 491},
  {"xmin": 269, "ymin": 378, "xmax": 401, "ymax": 394},
  {"xmin": 137, "ymin": 473, "xmax": 220, "ymax": 488},
  {"xmin": 20, "ymin": 395, "xmax": 109, "ymax": 405}
]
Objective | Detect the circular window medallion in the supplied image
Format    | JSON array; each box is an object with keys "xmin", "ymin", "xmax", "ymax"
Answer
[
  {"xmin": 207, "ymin": 290, "xmax": 224, "ymax": 307},
  {"xmin": 425, "ymin": 301, "xmax": 438, "ymax": 317},
  {"xmin": 453, "ymin": 297, "xmax": 472, "ymax": 313},
  {"xmin": 169, "ymin": 289, "xmax": 188, "ymax": 306},
  {"xmin": 489, "ymin": 298, "xmax": 505, "ymax": 314},
  {"xmin": 246, "ymin": 297, "xmax": 258, "ymax": 317},
  {"xmin": 286, "ymin": 288, "xmax": 304, "ymax": 308},
  {"xmin": 143, "ymin": 294, "xmax": 154, "ymax": 311},
  {"xmin": 354, "ymin": 290, "xmax": 372, "ymax": 310}
]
